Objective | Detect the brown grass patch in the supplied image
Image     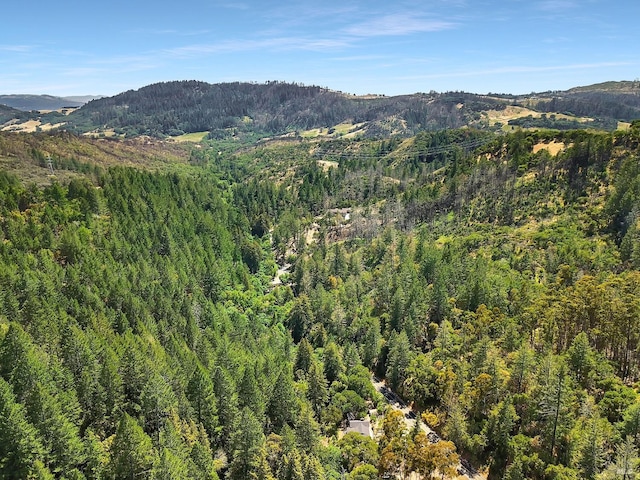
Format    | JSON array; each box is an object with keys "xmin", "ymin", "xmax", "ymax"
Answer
[
  {"xmin": 533, "ymin": 141, "xmax": 566, "ymax": 156},
  {"xmin": 317, "ymin": 159, "xmax": 338, "ymax": 171}
]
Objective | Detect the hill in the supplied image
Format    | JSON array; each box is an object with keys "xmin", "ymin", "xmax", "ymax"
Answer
[
  {"xmin": 0, "ymin": 130, "xmax": 193, "ymax": 185},
  {"xmin": 515, "ymin": 80, "xmax": 640, "ymax": 127},
  {"xmin": 2, "ymin": 80, "xmax": 639, "ymax": 139},
  {"xmin": 566, "ymin": 79, "xmax": 640, "ymax": 93},
  {"xmin": 0, "ymin": 94, "xmax": 95, "ymax": 111},
  {"xmin": 0, "ymin": 104, "xmax": 26, "ymax": 124},
  {"xmin": 61, "ymin": 80, "xmax": 503, "ymax": 139}
]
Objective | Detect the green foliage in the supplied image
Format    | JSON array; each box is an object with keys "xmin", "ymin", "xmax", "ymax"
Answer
[
  {"xmin": 109, "ymin": 413, "xmax": 155, "ymax": 480},
  {"xmin": 2, "ymin": 125, "xmax": 640, "ymax": 479}
]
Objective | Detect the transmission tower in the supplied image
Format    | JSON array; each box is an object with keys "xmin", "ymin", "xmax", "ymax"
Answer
[{"xmin": 46, "ymin": 154, "xmax": 54, "ymax": 174}]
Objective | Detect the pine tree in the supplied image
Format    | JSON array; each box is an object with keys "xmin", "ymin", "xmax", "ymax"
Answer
[
  {"xmin": 213, "ymin": 366, "xmax": 239, "ymax": 448},
  {"xmin": 25, "ymin": 383, "xmax": 85, "ymax": 474},
  {"xmin": 538, "ymin": 362, "xmax": 574, "ymax": 463},
  {"xmin": 141, "ymin": 372, "xmax": 177, "ymax": 439},
  {"xmin": 323, "ymin": 342, "xmax": 344, "ymax": 384},
  {"xmin": 484, "ymin": 396, "xmax": 518, "ymax": 477},
  {"xmin": 294, "ymin": 404, "xmax": 320, "ymax": 454},
  {"xmin": 187, "ymin": 363, "xmax": 219, "ymax": 439},
  {"xmin": 293, "ymin": 338, "xmax": 313, "ymax": 380},
  {"xmin": 306, "ymin": 361, "xmax": 328, "ymax": 417},
  {"xmin": 238, "ymin": 363, "xmax": 265, "ymax": 418},
  {"xmin": 0, "ymin": 377, "xmax": 47, "ymax": 479},
  {"xmin": 574, "ymin": 414, "xmax": 610, "ymax": 480},
  {"xmin": 109, "ymin": 413, "xmax": 155, "ymax": 480},
  {"xmin": 267, "ymin": 367, "xmax": 298, "ymax": 432},
  {"xmin": 228, "ymin": 407, "xmax": 265, "ymax": 480},
  {"xmin": 598, "ymin": 436, "xmax": 639, "ymax": 480}
]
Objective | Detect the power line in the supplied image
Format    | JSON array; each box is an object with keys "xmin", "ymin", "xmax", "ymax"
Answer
[{"xmin": 312, "ymin": 135, "xmax": 495, "ymax": 162}]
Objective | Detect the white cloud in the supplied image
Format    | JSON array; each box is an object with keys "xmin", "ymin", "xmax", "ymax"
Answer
[
  {"xmin": 0, "ymin": 45, "xmax": 34, "ymax": 53},
  {"xmin": 164, "ymin": 36, "xmax": 351, "ymax": 57},
  {"xmin": 344, "ymin": 13, "xmax": 455, "ymax": 37}
]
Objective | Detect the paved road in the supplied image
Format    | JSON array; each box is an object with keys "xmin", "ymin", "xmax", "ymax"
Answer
[{"xmin": 371, "ymin": 376, "xmax": 484, "ymax": 480}]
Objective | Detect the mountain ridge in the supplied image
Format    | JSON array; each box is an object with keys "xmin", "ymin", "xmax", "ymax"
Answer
[
  {"xmin": 1, "ymin": 79, "xmax": 639, "ymax": 139},
  {"xmin": 0, "ymin": 94, "xmax": 101, "ymax": 111}
]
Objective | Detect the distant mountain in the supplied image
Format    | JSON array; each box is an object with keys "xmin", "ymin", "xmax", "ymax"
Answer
[
  {"xmin": 61, "ymin": 80, "xmax": 507, "ymax": 138},
  {"xmin": 62, "ymin": 95, "xmax": 103, "ymax": 104},
  {"xmin": 517, "ymin": 81, "xmax": 640, "ymax": 123},
  {"xmin": 0, "ymin": 103, "xmax": 28, "ymax": 123},
  {"xmin": 0, "ymin": 94, "xmax": 99, "ymax": 111},
  {"xmin": 566, "ymin": 79, "xmax": 640, "ymax": 93},
  {"xmin": 3, "ymin": 80, "xmax": 640, "ymax": 138}
]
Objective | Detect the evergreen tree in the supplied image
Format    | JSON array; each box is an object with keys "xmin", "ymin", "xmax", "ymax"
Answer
[
  {"xmin": 306, "ymin": 361, "xmax": 328, "ymax": 417},
  {"xmin": 228, "ymin": 407, "xmax": 265, "ymax": 480},
  {"xmin": 597, "ymin": 436, "xmax": 639, "ymax": 480},
  {"xmin": 293, "ymin": 338, "xmax": 313, "ymax": 380},
  {"xmin": 186, "ymin": 363, "xmax": 219, "ymax": 439},
  {"xmin": 323, "ymin": 341, "xmax": 344, "ymax": 384},
  {"xmin": 484, "ymin": 396, "xmax": 518, "ymax": 477},
  {"xmin": 385, "ymin": 330, "xmax": 412, "ymax": 393},
  {"xmin": 213, "ymin": 366, "xmax": 239, "ymax": 448},
  {"xmin": 109, "ymin": 413, "xmax": 155, "ymax": 480},
  {"xmin": 141, "ymin": 372, "xmax": 177, "ymax": 439},
  {"xmin": 538, "ymin": 362, "xmax": 575, "ymax": 463},
  {"xmin": 0, "ymin": 377, "xmax": 47, "ymax": 479},
  {"xmin": 267, "ymin": 367, "xmax": 298, "ymax": 432}
]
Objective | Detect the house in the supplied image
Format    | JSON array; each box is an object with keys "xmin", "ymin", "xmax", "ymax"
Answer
[{"xmin": 345, "ymin": 419, "xmax": 373, "ymax": 438}]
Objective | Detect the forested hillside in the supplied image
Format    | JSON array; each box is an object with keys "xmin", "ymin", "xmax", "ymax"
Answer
[
  {"xmin": 61, "ymin": 81, "xmax": 495, "ymax": 139},
  {"xmin": 1, "ymin": 121, "xmax": 640, "ymax": 479},
  {"xmin": 4, "ymin": 80, "xmax": 639, "ymax": 141}
]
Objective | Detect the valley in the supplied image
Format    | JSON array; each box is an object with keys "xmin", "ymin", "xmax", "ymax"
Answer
[{"xmin": 0, "ymin": 81, "xmax": 640, "ymax": 479}]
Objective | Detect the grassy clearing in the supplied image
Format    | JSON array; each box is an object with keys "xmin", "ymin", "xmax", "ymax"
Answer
[
  {"xmin": 484, "ymin": 106, "xmax": 541, "ymax": 126},
  {"xmin": 317, "ymin": 160, "xmax": 338, "ymax": 171},
  {"xmin": 300, "ymin": 122, "xmax": 365, "ymax": 139},
  {"xmin": 532, "ymin": 141, "xmax": 567, "ymax": 156},
  {"xmin": 171, "ymin": 131, "xmax": 209, "ymax": 143},
  {"xmin": 484, "ymin": 106, "xmax": 593, "ymax": 132}
]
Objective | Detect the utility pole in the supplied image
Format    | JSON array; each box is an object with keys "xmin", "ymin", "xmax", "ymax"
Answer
[{"xmin": 46, "ymin": 154, "xmax": 54, "ymax": 175}]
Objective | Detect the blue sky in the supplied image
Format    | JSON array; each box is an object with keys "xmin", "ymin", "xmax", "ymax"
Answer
[{"xmin": 1, "ymin": 0, "xmax": 638, "ymax": 96}]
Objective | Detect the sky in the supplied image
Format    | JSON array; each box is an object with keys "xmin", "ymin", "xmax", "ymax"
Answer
[{"xmin": 1, "ymin": 0, "xmax": 639, "ymax": 97}]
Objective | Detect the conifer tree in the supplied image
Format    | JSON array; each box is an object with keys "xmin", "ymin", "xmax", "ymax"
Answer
[
  {"xmin": 186, "ymin": 363, "xmax": 219, "ymax": 439},
  {"xmin": 109, "ymin": 413, "xmax": 155, "ymax": 480},
  {"xmin": 0, "ymin": 377, "xmax": 47, "ymax": 479},
  {"xmin": 228, "ymin": 407, "xmax": 265, "ymax": 480}
]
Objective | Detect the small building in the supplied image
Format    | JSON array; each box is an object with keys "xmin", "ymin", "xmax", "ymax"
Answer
[{"xmin": 345, "ymin": 419, "xmax": 373, "ymax": 438}]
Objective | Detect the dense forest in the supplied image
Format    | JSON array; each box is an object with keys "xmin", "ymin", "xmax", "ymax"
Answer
[
  {"xmin": 1, "ymin": 120, "xmax": 640, "ymax": 479},
  {"xmin": 4, "ymin": 81, "xmax": 639, "ymax": 142},
  {"xmin": 32, "ymin": 80, "xmax": 639, "ymax": 140},
  {"xmin": 57, "ymin": 81, "xmax": 494, "ymax": 139}
]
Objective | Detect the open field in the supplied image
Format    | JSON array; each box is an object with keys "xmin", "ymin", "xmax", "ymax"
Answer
[
  {"xmin": 532, "ymin": 140, "xmax": 567, "ymax": 156},
  {"xmin": 300, "ymin": 122, "xmax": 366, "ymax": 139},
  {"xmin": 171, "ymin": 131, "xmax": 209, "ymax": 142}
]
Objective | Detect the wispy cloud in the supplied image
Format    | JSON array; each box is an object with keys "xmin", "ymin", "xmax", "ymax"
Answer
[
  {"xmin": 536, "ymin": 0, "xmax": 577, "ymax": 11},
  {"xmin": 330, "ymin": 54, "xmax": 390, "ymax": 62},
  {"xmin": 164, "ymin": 36, "xmax": 351, "ymax": 57},
  {"xmin": 0, "ymin": 44, "xmax": 34, "ymax": 53},
  {"xmin": 216, "ymin": 2, "xmax": 250, "ymax": 10},
  {"xmin": 344, "ymin": 13, "xmax": 455, "ymax": 37},
  {"xmin": 129, "ymin": 28, "xmax": 211, "ymax": 37},
  {"xmin": 397, "ymin": 61, "xmax": 633, "ymax": 80}
]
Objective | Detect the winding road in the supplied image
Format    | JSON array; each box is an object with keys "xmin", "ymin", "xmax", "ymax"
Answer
[{"xmin": 372, "ymin": 376, "xmax": 484, "ymax": 480}]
